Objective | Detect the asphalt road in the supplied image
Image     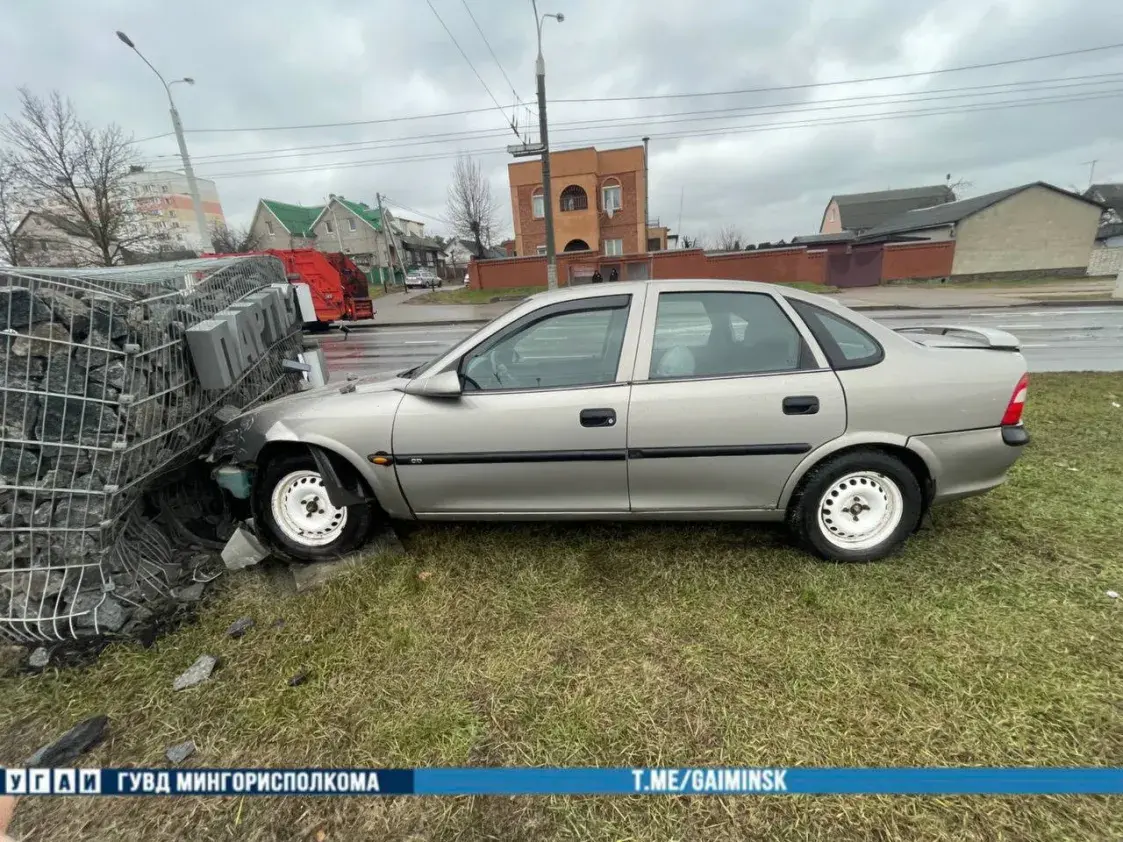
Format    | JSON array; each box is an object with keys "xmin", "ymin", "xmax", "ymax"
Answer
[{"xmin": 315, "ymin": 305, "xmax": 1123, "ymax": 379}]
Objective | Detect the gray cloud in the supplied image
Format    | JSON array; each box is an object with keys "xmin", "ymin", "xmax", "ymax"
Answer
[{"xmin": 2, "ymin": 0, "xmax": 1121, "ymax": 244}]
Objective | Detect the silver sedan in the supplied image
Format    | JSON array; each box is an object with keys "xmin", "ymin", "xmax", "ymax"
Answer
[{"xmin": 210, "ymin": 280, "xmax": 1030, "ymax": 562}]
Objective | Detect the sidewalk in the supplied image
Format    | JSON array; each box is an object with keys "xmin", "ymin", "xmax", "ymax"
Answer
[
  {"xmin": 836, "ymin": 280, "xmax": 1118, "ymax": 310},
  {"xmin": 360, "ymin": 281, "xmax": 1121, "ymax": 327}
]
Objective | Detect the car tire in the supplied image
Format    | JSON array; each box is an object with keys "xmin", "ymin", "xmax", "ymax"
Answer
[
  {"xmin": 788, "ymin": 449, "xmax": 922, "ymax": 562},
  {"xmin": 254, "ymin": 453, "xmax": 376, "ymax": 562}
]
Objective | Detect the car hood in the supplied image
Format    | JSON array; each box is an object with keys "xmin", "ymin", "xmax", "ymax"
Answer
[{"xmin": 209, "ymin": 373, "xmax": 409, "ymax": 463}]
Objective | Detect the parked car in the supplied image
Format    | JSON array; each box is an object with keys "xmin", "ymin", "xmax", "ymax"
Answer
[
  {"xmin": 210, "ymin": 280, "xmax": 1029, "ymax": 563},
  {"xmin": 405, "ymin": 269, "xmax": 439, "ymax": 290}
]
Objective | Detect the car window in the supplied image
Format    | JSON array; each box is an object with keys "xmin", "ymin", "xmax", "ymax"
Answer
[
  {"xmin": 788, "ymin": 299, "xmax": 883, "ymax": 369},
  {"xmin": 462, "ymin": 305, "xmax": 629, "ymax": 391},
  {"xmin": 649, "ymin": 291, "xmax": 807, "ymax": 380}
]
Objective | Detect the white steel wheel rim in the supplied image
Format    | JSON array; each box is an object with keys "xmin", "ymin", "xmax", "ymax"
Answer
[
  {"xmin": 817, "ymin": 471, "xmax": 904, "ymax": 552},
  {"xmin": 270, "ymin": 470, "xmax": 348, "ymax": 548}
]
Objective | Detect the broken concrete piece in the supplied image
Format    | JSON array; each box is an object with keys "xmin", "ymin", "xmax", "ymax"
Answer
[
  {"xmin": 25, "ymin": 714, "xmax": 108, "ymax": 766},
  {"xmin": 221, "ymin": 526, "xmax": 270, "ymax": 571},
  {"xmin": 226, "ymin": 616, "xmax": 255, "ymax": 638},
  {"xmin": 173, "ymin": 654, "xmax": 218, "ymax": 691},
  {"xmin": 28, "ymin": 646, "xmax": 50, "ymax": 669},
  {"xmin": 165, "ymin": 739, "xmax": 196, "ymax": 764}
]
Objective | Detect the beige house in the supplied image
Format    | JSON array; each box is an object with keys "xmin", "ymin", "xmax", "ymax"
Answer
[{"xmin": 861, "ymin": 182, "xmax": 1103, "ymax": 277}]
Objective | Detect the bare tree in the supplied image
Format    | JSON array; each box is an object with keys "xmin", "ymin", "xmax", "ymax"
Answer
[
  {"xmin": 715, "ymin": 225, "xmax": 744, "ymax": 251},
  {"xmin": 446, "ymin": 155, "xmax": 498, "ymax": 259},
  {"xmin": 1, "ymin": 88, "xmax": 151, "ymax": 266},
  {"xmin": 0, "ymin": 153, "xmax": 27, "ymax": 266},
  {"xmin": 210, "ymin": 222, "xmax": 260, "ymax": 254}
]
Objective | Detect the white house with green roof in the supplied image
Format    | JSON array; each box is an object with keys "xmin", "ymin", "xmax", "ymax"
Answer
[{"xmin": 249, "ymin": 199, "xmax": 322, "ymax": 249}]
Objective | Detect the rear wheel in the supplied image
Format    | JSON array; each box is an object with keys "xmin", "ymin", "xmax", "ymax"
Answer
[
  {"xmin": 788, "ymin": 449, "xmax": 922, "ymax": 562},
  {"xmin": 255, "ymin": 453, "xmax": 376, "ymax": 562}
]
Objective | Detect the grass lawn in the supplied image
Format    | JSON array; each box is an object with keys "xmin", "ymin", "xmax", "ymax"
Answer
[
  {"xmin": 2, "ymin": 374, "xmax": 1122, "ymax": 840},
  {"xmin": 408, "ymin": 285, "xmax": 546, "ymax": 305}
]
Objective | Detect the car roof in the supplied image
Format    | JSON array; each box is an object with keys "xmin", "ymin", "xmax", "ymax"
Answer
[{"xmin": 524, "ymin": 279, "xmax": 836, "ymax": 305}]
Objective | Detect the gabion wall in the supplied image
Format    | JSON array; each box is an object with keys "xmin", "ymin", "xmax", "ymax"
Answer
[{"xmin": 1, "ymin": 257, "xmax": 305, "ymax": 643}]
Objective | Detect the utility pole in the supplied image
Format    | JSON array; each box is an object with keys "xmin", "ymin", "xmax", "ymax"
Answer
[
  {"xmin": 116, "ymin": 32, "xmax": 209, "ymax": 253},
  {"xmin": 532, "ymin": 2, "xmax": 564, "ymax": 289},
  {"xmin": 377, "ymin": 193, "xmax": 409, "ymax": 288}
]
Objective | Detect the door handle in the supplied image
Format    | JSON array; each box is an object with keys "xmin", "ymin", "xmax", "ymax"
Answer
[
  {"xmin": 782, "ymin": 395, "xmax": 819, "ymax": 415},
  {"xmin": 580, "ymin": 408, "xmax": 617, "ymax": 428}
]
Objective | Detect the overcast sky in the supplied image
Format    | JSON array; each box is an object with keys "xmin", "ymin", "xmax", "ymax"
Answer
[{"xmin": 3, "ymin": 0, "xmax": 1122, "ymax": 244}]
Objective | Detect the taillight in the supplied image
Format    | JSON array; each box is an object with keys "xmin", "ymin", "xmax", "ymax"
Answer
[{"xmin": 1001, "ymin": 373, "xmax": 1029, "ymax": 426}]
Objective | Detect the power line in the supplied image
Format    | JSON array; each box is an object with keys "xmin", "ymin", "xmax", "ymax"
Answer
[
  {"xmin": 195, "ymin": 89, "xmax": 1123, "ymax": 179},
  {"xmin": 163, "ymin": 42, "xmax": 1123, "ymax": 136},
  {"xmin": 460, "ymin": 0, "xmax": 522, "ymax": 104},
  {"xmin": 553, "ymin": 41, "xmax": 1123, "ymax": 103},
  {"xmin": 160, "ymin": 75, "xmax": 1123, "ymax": 169},
  {"xmin": 381, "ymin": 196, "xmax": 448, "ymax": 225},
  {"xmin": 424, "ymin": 0, "xmax": 520, "ymax": 139}
]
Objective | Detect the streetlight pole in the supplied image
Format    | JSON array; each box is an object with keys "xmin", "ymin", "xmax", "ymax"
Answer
[
  {"xmin": 531, "ymin": 2, "xmax": 563, "ymax": 289},
  {"xmin": 116, "ymin": 31, "xmax": 210, "ymax": 254}
]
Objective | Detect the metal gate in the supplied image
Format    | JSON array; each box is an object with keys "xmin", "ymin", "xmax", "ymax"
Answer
[{"xmin": 827, "ymin": 244, "xmax": 883, "ymax": 288}]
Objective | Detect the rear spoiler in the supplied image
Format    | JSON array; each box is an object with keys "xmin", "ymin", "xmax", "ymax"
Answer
[{"xmin": 894, "ymin": 325, "xmax": 1021, "ymax": 351}]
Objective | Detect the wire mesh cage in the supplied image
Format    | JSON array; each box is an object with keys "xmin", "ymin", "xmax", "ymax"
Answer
[{"xmin": 1, "ymin": 256, "xmax": 306, "ymax": 643}]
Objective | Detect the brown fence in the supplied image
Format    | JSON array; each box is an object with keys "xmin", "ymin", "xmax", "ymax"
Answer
[{"xmin": 468, "ymin": 239, "xmax": 957, "ymax": 290}]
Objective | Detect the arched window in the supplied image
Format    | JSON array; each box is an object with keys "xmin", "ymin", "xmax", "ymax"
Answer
[
  {"xmin": 531, "ymin": 188, "xmax": 545, "ymax": 219},
  {"xmin": 601, "ymin": 178, "xmax": 622, "ymax": 213},
  {"xmin": 563, "ymin": 238, "xmax": 590, "ymax": 252},
  {"xmin": 560, "ymin": 185, "xmax": 588, "ymax": 212}
]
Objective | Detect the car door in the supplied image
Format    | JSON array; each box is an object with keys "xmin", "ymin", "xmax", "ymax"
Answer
[
  {"xmin": 626, "ymin": 283, "xmax": 846, "ymax": 513},
  {"xmin": 392, "ymin": 292, "xmax": 642, "ymax": 516}
]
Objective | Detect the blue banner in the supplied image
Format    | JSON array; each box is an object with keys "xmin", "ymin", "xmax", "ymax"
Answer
[{"xmin": 3, "ymin": 767, "xmax": 1123, "ymax": 796}]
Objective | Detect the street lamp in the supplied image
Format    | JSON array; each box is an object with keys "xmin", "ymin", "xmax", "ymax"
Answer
[
  {"xmin": 530, "ymin": 2, "xmax": 563, "ymax": 289},
  {"xmin": 116, "ymin": 31, "xmax": 210, "ymax": 253}
]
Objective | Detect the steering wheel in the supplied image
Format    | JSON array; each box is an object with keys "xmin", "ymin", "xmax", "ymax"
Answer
[{"xmin": 461, "ymin": 373, "xmax": 482, "ymax": 391}]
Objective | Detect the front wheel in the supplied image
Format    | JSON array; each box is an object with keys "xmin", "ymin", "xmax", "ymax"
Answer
[
  {"xmin": 255, "ymin": 454, "xmax": 375, "ymax": 562},
  {"xmin": 788, "ymin": 449, "xmax": 922, "ymax": 562}
]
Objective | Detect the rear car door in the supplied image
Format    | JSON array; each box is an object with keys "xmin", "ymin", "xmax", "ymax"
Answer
[
  {"xmin": 392, "ymin": 293, "xmax": 641, "ymax": 515},
  {"xmin": 626, "ymin": 283, "xmax": 846, "ymax": 512}
]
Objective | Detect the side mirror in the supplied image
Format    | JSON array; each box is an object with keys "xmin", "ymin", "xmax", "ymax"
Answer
[{"xmin": 402, "ymin": 369, "xmax": 463, "ymax": 398}]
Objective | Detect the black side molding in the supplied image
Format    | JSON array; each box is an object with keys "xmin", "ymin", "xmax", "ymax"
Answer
[
  {"xmin": 628, "ymin": 443, "xmax": 811, "ymax": 459},
  {"xmin": 395, "ymin": 449, "xmax": 627, "ymax": 466},
  {"xmin": 1001, "ymin": 425, "xmax": 1030, "ymax": 446}
]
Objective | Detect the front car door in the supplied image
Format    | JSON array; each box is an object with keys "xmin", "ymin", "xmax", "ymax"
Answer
[
  {"xmin": 392, "ymin": 292, "xmax": 643, "ymax": 516},
  {"xmin": 626, "ymin": 282, "xmax": 846, "ymax": 513}
]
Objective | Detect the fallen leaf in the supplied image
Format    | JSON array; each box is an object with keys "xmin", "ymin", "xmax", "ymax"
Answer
[
  {"xmin": 315, "ymin": 830, "xmax": 327, "ymax": 842},
  {"xmin": 417, "ymin": 571, "xmax": 433, "ymax": 582}
]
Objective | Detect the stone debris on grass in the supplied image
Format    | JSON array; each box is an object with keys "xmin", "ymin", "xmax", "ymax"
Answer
[
  {"xmin": 28, "ymin": 646, "xmax": 50, "ymax": 669},
  {"xmin": 174, "ymin": 582, "xmax": 205, "ymax": 603},
  {"xmin": 165, "ymin": 740, "xmax": 196, "ymax": 764},
  {"xmin": 1107, "ymin": 590, "xmax": 1119, "ymax": 600},
  {"xmin": 227, "ymin": 616, "xmax": 255, "ymax": 638},
  {"xmin": 287, "ymin": 668, "xmax": 310, "ymax": 687},
  {"xmin": 173, "ymin": 654, "xmax": 218, "ymax": 691},
  {"xmin": 25, "ymin": 714, "xmax": 108, "ymax": 766}
]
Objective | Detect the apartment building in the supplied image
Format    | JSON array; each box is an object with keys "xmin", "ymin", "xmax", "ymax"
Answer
[
  {"xmin": 508, "ymin": 145, "xmax": 648, "ymax": 258},
  {"xmin": 123, "ymin": 169, "xmax": 226, "ymax": 250}
]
